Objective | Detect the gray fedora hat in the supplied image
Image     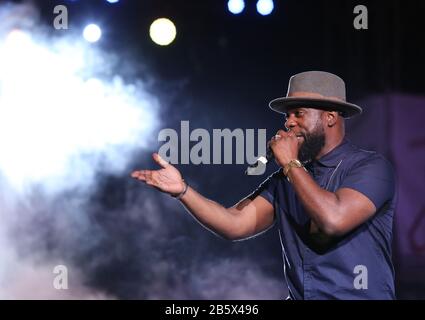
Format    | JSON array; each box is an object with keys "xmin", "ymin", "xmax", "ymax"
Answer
[{"xmin": 269, "ymin": 71, "xmax": 362, "ymax": 118}]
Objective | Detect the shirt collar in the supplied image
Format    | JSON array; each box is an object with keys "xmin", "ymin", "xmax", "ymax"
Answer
[{"xmin": 307, "ymin": 138, "xmax": 353, "ymax": 168}]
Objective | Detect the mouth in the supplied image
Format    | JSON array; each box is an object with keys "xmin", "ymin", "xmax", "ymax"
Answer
[{"xmin": 296, "ymin": 134, "xmax": 305, "ymax": 141}]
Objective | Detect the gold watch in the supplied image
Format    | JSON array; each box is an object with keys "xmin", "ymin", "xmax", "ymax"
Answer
[{"xmin": 283, "ymin": 159, "xmax": 306, "ymax": 182}]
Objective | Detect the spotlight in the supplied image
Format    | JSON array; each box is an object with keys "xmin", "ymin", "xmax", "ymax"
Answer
[
  {"xmin": 106, "ymin": 0, "xmax": 120, "ymax": 3},
  {"xmin": 149, "ymin": 18, "xmax": 177, "ymax": 46},
  {"xmin": 83, "ymin": 24, "xmax": 102, "ymax": 43},
  {"xmin": 256, "ymin": 0, "xmax": 274, "ymax": 16},
  {"xmin": 227, "ymin": 0, "xmax": 245, "ymax": 15}
]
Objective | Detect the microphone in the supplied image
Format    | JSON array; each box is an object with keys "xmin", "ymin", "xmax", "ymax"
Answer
[
  {"xmin": 245, "ymin": 128, "xmax": 291, "ymax": 175},
  {"xmin": 245, "ymin": 144, "xmax": 274, "ymax": 176}
]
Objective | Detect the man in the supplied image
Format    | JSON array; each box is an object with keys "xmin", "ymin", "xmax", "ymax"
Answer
[{"xmin": 132, "ymin": 71, "xmax": 396, "ymax": 300}]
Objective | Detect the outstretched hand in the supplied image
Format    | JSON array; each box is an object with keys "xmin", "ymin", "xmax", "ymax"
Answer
[{"xmin": 131, "ymin": 153, "xmax": 185, "ymax": 196}]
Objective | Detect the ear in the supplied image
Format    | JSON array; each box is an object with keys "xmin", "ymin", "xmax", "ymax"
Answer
[{"xmin": 326, "ymin": 111, "xmax": 338, "ymax": 127}]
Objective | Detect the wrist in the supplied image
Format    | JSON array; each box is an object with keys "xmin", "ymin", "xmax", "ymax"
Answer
[
  {"xmin": 283, "ymin": 159, "xmax": 306, "ymax": 182},
  {"xmin": 172, "ymin": 180, "xmax": 189, "ymax": 200},
  {"xmin": 280, "ymin": 155, "xmax": 299, "ymax": 167}
]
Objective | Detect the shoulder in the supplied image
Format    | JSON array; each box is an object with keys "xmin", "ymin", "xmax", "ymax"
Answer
[
  {"xmin": 338, "ymin": 143, "xmax": 396, "ymax": 209},
  {"xmin": 344, "ymin": 143, "xmax": 395, "ymax": 181}
]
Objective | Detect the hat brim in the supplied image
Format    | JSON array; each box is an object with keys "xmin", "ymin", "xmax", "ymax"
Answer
[{"xmin": 269, "ymin": 97, "xmax": 362, "ymax": 119}]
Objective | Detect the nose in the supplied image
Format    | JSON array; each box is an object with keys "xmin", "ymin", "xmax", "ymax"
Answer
[{"xmin": 284, "ymin": 114, "xmax": 297, "ymax": 131}]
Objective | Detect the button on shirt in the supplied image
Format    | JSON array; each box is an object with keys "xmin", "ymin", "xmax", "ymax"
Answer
[{"xmin": 251, "ymin": 139, "xmax": 396, "ymax": 299}]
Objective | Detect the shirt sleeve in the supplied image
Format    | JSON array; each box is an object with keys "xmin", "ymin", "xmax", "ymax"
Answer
[
  {"xmin": 247, "ymin": 169, "xmax": 282, "ymax": 205},
  {"xmin": 339, "ymin": 154, "xmax": 396, "ymax": 210}
]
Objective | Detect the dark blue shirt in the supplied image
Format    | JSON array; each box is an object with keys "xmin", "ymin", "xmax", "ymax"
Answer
[{"xmin": 251, "ymin": 139, "xmax": 396, "ymax": 300}]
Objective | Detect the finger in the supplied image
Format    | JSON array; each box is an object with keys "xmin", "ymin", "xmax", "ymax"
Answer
[
  {"xmin": 132, "ymin": 170, "xmax": 151, "ymax": 182},
  {"xmin": 147, "ymin": 171, "xmax": 161, "ymax": 186},
  {"xmin": 131, "ymin": 170, "xmax": 147, "ymax": 178},
  {"xmin": 277, "ymin": 129, "xmax": 288, "ymax": 137},
  {"xmin": 287, "ymin": 131, "xmax": 296, "ymax": 138},
  {"xmin": 152, "ymin": 153, "xmax": 170, "ymax": 169},
  {"xmin": 137, "ymin": 174, "xmax": 147, "ymax": 182},
  {"xmin": 269, "ymin": 139, "xmax": 277, "ymax": 150},
  {"xmin": 143, "ymin": 171, "xmax": 153, "ymax": 182},
  {"xmin": 131, "ymin": 170, "xmax": 141, "ymax": 178}
]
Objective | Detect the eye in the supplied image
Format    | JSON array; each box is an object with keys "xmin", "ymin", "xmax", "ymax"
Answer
[{"xmin": 295, "ymin": 110, "xmax": 304, "ymax": 117}]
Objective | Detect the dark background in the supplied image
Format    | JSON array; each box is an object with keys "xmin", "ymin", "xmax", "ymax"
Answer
[{"xmin": 17, "ymin": 0, "xmax": 425, "ymax": 299}]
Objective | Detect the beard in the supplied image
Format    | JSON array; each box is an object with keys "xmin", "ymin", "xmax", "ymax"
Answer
[{"xmin": 298, "ymin": 123, "xmax": 326, "ymax": 163}]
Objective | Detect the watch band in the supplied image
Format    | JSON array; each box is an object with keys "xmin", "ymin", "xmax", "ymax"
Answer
[{"xmin": 283, "ymin": 160, "xmax": 306, "ymax": 182}]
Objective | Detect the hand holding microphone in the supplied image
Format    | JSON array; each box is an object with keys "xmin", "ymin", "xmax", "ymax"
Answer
[{"xmin": 245, "ymin": 129, "xmax": 300, "ymax": 175}]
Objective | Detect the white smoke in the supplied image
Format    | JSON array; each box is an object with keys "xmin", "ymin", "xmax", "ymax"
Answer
[
  {"xmin": 0, "ymin": 29, "xmax": 158, "ymax": 194},
  {"xmin": 0, "ymin": 2, "xmax": 286, "ymax": 300},
  {"xmin": 0, "ymin": 2, "xmax": 159, "ymax": 299}
]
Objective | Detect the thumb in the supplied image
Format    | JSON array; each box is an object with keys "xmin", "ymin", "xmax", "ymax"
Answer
[{"xmin": 152, "ymin": 153, "xmax": 170, "ymax": 169}]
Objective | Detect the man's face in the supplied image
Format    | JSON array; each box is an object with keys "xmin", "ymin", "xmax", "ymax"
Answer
[{"xmin": 284, "ymin": 107, "xmax": 326, "ymax": 163}]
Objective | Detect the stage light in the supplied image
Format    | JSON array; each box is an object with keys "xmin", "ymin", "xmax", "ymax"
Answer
[
  {"xmin": 256, "ymin": 0, "xmax": 274, "ymax": 16},
  {"xmin": 106, "ymin": 0, "xmax": 120, "ymax": 3},
  {"xmin": 227, "ymin": 0, "xmax": 245, "ymax": 15},
  {"xmin": 149, "ymin": 18, "xmax": 176, "ymax": 46},
  {"xmin": 83, "ymin": 24, "xmax": 102, "ymax": 43}
]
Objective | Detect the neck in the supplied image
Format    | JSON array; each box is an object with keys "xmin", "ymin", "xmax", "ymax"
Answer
[{"xmin": 316, "ymin": 134, "xmax": 344, "ymax": 160}]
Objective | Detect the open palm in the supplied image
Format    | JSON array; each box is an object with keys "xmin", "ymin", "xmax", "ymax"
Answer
[{"xmin": 131, "ymin": 153, "xmax": 185, "ymax": 195}]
